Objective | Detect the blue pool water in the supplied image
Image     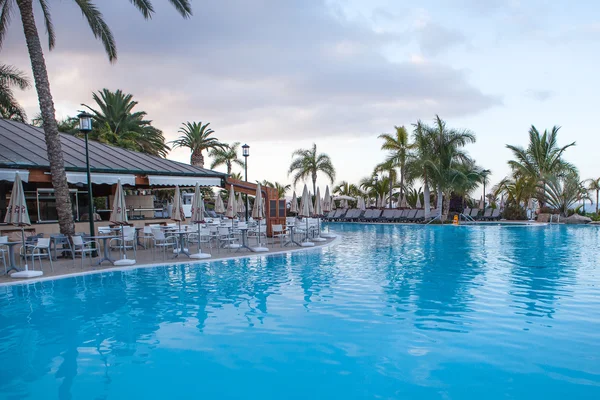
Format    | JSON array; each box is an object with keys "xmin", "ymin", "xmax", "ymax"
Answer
[{"xmin": 1, "ymin": 224, "xmax": 600, "ymax": 399}]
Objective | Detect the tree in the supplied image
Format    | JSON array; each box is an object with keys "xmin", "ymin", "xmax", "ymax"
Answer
[
  {"xmin": 506, "ymin": 125, "xmax": 576, "ymax": 206},
  {"xmin": 424, "ymin": 116, "xmax": 477, "ymax": 220},
  {"xmin": 209, "ymin": 142, "xmax": 244, "ymax": 175},
  {"xmin": 374, "ymin": 159, "xmax": 398, "ymax": 208},
  {"xmin": 378, "ymin": 125, "xmax": 411, "ymax": 206},
  {"xmin": 333, "ymin": 181, "xmax": 361, "ymax": 200},
  {"xmin": 405, "ymin": 120, "xmax": 436, "ymax": 218},
  {"xmin": 171, "ymin": 122, "xmax": 226, "ymax": 168},
  {"xmin": 585, "ymin": 177, "xmax": 600, "ymax": 214},
  {"xmin": 493, "ymin": 176, "xmax": 536, "ymax": 207},
  {"xmin": 543, "ymin": 172, "xmax": 587, "ymax": 216},
  {"xmin": 0, "ymin": 63, "xmax": 30, "ymax": 122},
  {"xmin": 82, "ymin": 89, "xmax": 169, "ymax": 157},
  {"xmin": 230, "ymin": 172, "xmax": 243, "ymax": 181},
  {"xmin": 0, "ymin": 0, "xmax": 192, "ymax": 236},
  {"xmin": 274, "ymin": 182, "xmax": 291, "ymax": 199},
  {"xmin": 288, "ymin": 143, "xmax": 335, "ymax": 194}
]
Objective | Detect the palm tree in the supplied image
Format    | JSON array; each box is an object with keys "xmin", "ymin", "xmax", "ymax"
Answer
[
  {"xmin": 374, "ymin": 159, "xmax": 398, "ymax": 208},
  {"xmin": 506, "ymin": 125, "xmax": 576, "ymax": 206},
  {"xmin": 82, "ymin": 89, "xmax": 169, "ymax": 157},
  {"xmin": 288, "ymin": 143, "xmax": 336, "ymax": 194},
  {"xmin": 406, "ymin": 120, "xmax": 435, "ymax": 218},
  {"xmin": 543, "ymin": 172, "xmax": 587, "ymax": 216},
  {"xmin": 209, "ymin": 142, "xmax": 244, "ymax": 175},
  {"xmin": 0, "ymin": 63, "xmax": 30, "ymax": 122},
  {"xmin": 333, "ymin": 181, "xmax": 360, "ymax": 197},
  {"xmin": 379, "ymin": 125, "xmax": 411, "ymax": 204},
  {"xmin": 230, "ymin": 172, "xmax": 243, "ymax": 181},
  {"xmin": 274, "ymin": 182, "xmax": 291, "ymax": 199},
  {"xmin": 0, "ymin": 0, "xmax": 191, "ymax": 236},
  {"xmin": 493, "ymin": 176, "xmax": 536, "ymax": 206},
  {"xmin": 585, "ymin": 178, "xmax": 600, "ymax": 214},
  {"xmin": 419, "ymin": 116, "xmax": 476, "ymax": 220},
  {"xmin": 171, "ymin": 122, "xmax": 226, "ymax": 168}
]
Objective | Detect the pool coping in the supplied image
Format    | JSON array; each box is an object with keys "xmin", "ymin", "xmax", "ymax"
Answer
[{"xmin": 0, "ymin": 235, "xmax": 342, "ymax": 288}]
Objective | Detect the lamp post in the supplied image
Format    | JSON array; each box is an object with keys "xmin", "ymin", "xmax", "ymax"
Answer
[
  {"xmin": 78, "ymin": 111, "xmax": 94, "ymax": 236},
  {"xmin": 242, "ymin": 144, "xmax": 250, "ymax": 221}
]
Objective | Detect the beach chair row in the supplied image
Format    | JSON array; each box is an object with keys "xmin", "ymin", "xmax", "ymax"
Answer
[
  {"xmin": 323, "ymin": 208, "xmax": 438, "ymax": 223},
  {"xmin": 463, "ymin": 207, "xmax": 501, "ymax": 221}
]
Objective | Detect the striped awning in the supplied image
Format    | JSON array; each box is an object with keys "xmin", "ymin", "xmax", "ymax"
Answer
[{"xmin": 147, "ymin": 175, "xmax": 221, "ymax": 187}]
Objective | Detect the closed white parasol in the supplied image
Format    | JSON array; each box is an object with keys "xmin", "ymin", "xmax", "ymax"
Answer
[
  {"xmin": 251, "ymin": 183, "xmax": 269, "ymax": 252},
  {"xmin": 190, "ymin": 182, "xmax": 210, "ymax": 259},
  {"xmin": 6, "ymin": 173, "xmax": 41, "ymax": 278},
  {"xmin": 111, "ymin": 179, "xmax": 135, "ymax": 266}
]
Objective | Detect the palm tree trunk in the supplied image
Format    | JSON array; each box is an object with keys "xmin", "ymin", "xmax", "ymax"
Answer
[
  {"xmin": 312, "ymin": 173, "xmax": 317, "ymax": 196},
  {"xmin": 226, "ymin": 162, "xmax": 232, "ymax": 175},
  {"xmin": 400, "ymin": 165, "xmax": 405, "ymax": 203},
  {"xmin": 437, "ymin": 186, "xmax": 443, "ymax": 217},
  {"xmin": 423, "ymin": 174, "xmax": 431, "ymax": 219},
  {"xmin": 191, "ymin": 149, "xmax": 204, "ymax": 167},
  {"xmin": 16, "ymin": 0, "xmax": 75, "ymax": 236},
  {"xmin": 442, "ymin": 190, "xmax": 451, "ymax": 221},
  {"xmin": 389, "ymin": 171, "xmax": 393, "ymax": 208},
  {"xmin": 596, "ymin": 189, "xmax": 599, "ymax": 214}
]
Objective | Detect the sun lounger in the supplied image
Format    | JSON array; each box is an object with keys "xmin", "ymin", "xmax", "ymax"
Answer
[
  {"xmin": 470, "ymin": 208, "xmax": 480, "ymax": 219},
  {"xmin": 360, "ymin": 209, "xmax": 373, "ymax": 221},
  {"xmin": 370, "ymin": 209, "xmax": 383, "ymax": 220},
  {"xmin": 390, "ymin": 209, "xmax": 403, "ymax": 222},
  {"xmin": 396, "ymin": 209, "xmax": 409, "ymax": 221},
  {"xmin": 463, "ymin": 207, "xmax": 471, "ymax": 217},
  {"xmin": 482, "ymin": 208, "xmax": 493, "ymax": 220},
  {"xmin": 490, "ymin": 208, "xmax": 501, "ymax": 220},
  {"xmin": 331, "ymin": 209, "xmax": 345, "ymax": 220},
  {"xmin": 380, "ymin": 209, "xmax": 395, "ymax": 222},
  {"xmin": 413, "ymin": 209, "xmax": 425, "ymax": 222},
  {"xmin": 405, "ymin": 209, "xmax": 418, "ymax": 222}
]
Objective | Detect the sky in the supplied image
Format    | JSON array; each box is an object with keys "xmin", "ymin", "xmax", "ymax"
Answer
[{"xmin": 4, "ymin": 0, "xmax": 600, "ymax": 196}]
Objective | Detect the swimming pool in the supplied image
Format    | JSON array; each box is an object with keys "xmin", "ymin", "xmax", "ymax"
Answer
[{"xmin": 1, "ymin": 224, "xmax": 599, "ymax": 399}]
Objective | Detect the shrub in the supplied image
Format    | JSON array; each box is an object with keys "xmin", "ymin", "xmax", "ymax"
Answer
[{"xmin": 502, "ymin": 202, "xmax": 527, "ymax": 220}]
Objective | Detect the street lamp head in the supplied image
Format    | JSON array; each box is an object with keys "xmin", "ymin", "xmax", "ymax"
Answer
[
  {"xmin": 242, "ymin": 143, "xmax": 250, "ymax": 157},
  {"xmin": 373, "ymin": 174, "xmax": 379, "ymax": 183},
  {"xmin": 77, "ymin": 111, "xmax": 93, "ymax": 133}
]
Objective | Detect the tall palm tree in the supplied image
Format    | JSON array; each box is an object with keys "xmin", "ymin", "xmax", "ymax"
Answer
[
  {"xmin": 171, "ymin": 122, "xmax": 226, "ymax": 168},
  {"xmin": 288, "ymin": 143, "xmax": 336, "ymax": 194},
  {"xmin": 0, "ymin": 63, "xmax": 30, "ymax": 122},
  {"xmin": 585, "ymin": 177, "xmax": 600, "ymax": 214},
  {"xmin": 506, "ymin": 125, "xmax": 576, "ymax": 206},
  {"xmin": 0, "ymin": 0, "xmax": 191, "ymax": 236},
  {"xmin": 82, "ymin": 89, "xmax": 169, "ymax": 157},
  {"xmin": 406, "ymin": 120, "xmax": 436, "ymax": 218},
  {"xmin": 378, "ymin": 125, "xmax": 411, "ymax": 203},
  {"xmin": 425, "ymin": 115, "xmax": 477, "ymax": 219},
  {"xmin": 208, "ymin": 142, "xmax": 244, "ymax": 174}
]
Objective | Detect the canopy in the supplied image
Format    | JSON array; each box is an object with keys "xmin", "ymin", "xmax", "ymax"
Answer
[
  {"xmin": 4, "ymin": 173, "xmax": 30, "ymax": 226},
  {"xmin": 110, "ymin": 179, "xmax": 128, "ymax": 225},
  {"xmin": 214, "ymin": 193, "xmax": 225, "ymax": 214},
  {"xmin": 322, "ymin": 186, "xmax": 332, "ymax": 213},
  {"xmin": 190, "ymin": 182, "xmax": 205, "ymax": 223},
  {"xmin": 252, "ymin": 183, "xmax": 265, "ymax": 220},
  {"xmin": 313, "ymin": 187, "xmax": 323, "ymax": 216},
  {"xmin": 172, "ymin": 185, "xmax": 186, "ymax": 223},
  {"xmin": 66, "ymin": 172, "xmax": 135, "ymax": 186},
  {"xmin": 148, "ymin": 175, "xmax": 221, "ymax": 187},
  {"xmin": 289, "ymin": 191, "xmax": 299, "ymax": 214},
  {"xmin": 299, "ymin": 184, "xmax": 311, "ymax": 218},
  {"xmin": 225, "ymin": 186, "xmax": 237, "ymax": 219},
  {"xmin": 0, "ymin": 169, "xmax": 29, "ymax": 183}
]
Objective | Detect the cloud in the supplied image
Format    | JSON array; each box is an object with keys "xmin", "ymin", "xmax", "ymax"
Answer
[
  {"xmin": 416, "ymin": 22, "xmax": 468, "ymax": 56},
  {"xmin": 525, "ymin": 89, "xmax": 555, "ymax": 102},
  {"xmin": 4, "ymin": 0, "xmax": 498, "ymax": 148}
]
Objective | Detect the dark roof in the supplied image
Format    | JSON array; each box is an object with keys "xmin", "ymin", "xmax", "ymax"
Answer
[{"xmin": 0, "ymin": 119, "xmax": 226, "ymax": 178}]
